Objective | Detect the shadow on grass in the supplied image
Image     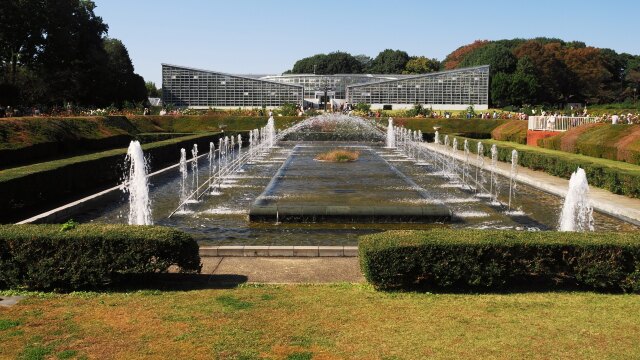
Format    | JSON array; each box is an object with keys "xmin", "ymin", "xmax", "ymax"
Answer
[
  {"xmin": 108, "ymin": 273, "xmax": 249, "ymax": 292},
  {"xmin": 376, "ymin": 277, "xmax": 629, "ymax": 295}
]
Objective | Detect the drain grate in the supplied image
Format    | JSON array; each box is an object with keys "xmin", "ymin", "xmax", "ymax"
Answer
[{"xmin": 333, "ymin": 189, "xmax": 356, "ymax": 194}]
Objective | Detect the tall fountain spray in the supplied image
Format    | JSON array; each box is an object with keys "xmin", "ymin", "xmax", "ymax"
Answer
[
  {"xmin": 442, "ymin": 135, "xmax": 450, "ymax": 173},
  {"xmin": 209, "ymin": 142, "xmax": 215, "ymax": 180},
  {"xmin": 490, "ymin": 144, "xmax": 499, "ymax": 203},
  {"xmin": 450, "ymin": 138, "xmax": 458, "ymax": 177},
  {"xmin": 125, "ymin": 141, "xmax": 152, "ymax": 225},
  {"xmin": 434, "ymin": 131, "xmax": 440, "ymax": 145},
  {"xmin": 386, "ymin": 118, "xmax": 396, "ymax": 148},
  {"xmin": 559, "ymin": 168, "xmax": 595, "ymax": 231},
  {"xmin": 218, "ymin": 138, "xmax": 224, "ymax": 170},
  {"xmin": 508, "ymin": 150, "xmax": 518, "ymax": 211},
  {"xmin": 475, "ymin": 142, "xmax": 484, "ymax": 191},
  {"xmin": 179, "ymin": 148, "xmax": 188, "ymax": 208},
  {"xmin": 191, "ymin": 144, "xmax": 199, "ymax": 190},
  {"xmin": 462, "ymin": 139, "xmax": 470, "ymax": 186},
  {"xmin": 267, "ymin": 116, "xmax": 276, "ymax": 148}
]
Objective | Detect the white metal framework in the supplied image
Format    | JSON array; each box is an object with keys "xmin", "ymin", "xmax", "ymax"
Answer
[
  {"xmin": 162, "ymin": 64, "xmax": 489, "ymax": 110},
  {"xmin": 346, "ymin": 66, "xmax": 489, "ymax": 110},
  {"xmin": 162, "ymin": 64, "xmax": 304, "ymax": 108},
  {"xmin": 528, "ymin": 116, "xmax": 599, "ymax": 132}
]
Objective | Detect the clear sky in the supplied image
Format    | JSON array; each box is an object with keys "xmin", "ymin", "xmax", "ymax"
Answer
[{"xmin": 93, "ymin": 0, "xmax": 640, "ymax": 86}]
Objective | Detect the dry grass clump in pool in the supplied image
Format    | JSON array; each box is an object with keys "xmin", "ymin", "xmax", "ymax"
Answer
[{"xmin": 315, "ymin": 149, "xmax": 360, "ymax": 162}]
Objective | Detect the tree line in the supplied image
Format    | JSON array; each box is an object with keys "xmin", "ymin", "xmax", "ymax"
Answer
[
  {"xmin": 285, "ymin": 50, "xmax": 440, "ymax": 75},
  {"xmin": 0, "ymin": 0, "xmax": 147, "ymax": 108},
  {"xmin": 287, "ymin": 40, "xmax": 640, "ymax": 107}
]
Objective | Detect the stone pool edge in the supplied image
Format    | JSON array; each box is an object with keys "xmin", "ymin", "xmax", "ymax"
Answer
[{"xmin": 200, "ymin": 245, "xmax": 358, "ymax": 257}]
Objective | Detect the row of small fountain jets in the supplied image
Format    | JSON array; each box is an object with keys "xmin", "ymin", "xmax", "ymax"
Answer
[
  {"xmin": 124, "ymin": 117, "xmax": 280, "ymax": 225},
  {"xmin": 122, "ymin": 115, "xmax": 593, "ymax": 232},
  {"xmin": 385, "ymin": 118, "xmax": 594, "ymax": 232}
]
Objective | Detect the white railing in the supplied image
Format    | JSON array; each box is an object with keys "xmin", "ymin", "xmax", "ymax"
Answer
[{"xmin": 528, "ymin": 116, "xmax": 599, "ymax": 132}]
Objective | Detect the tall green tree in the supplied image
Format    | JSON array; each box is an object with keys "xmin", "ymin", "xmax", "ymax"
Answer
[
  {"xmin": 458, "ymin": 43, "xmax": 517, "ymax": 75},
  {"xmin": 146, "ymin": 81, "xmax": 161, "ymax": 98},
  {"xmin": 102, "ymin": 38, "xmax": 147, "ymax": 105},
  {"xmin": 354, "ymin": 54, "xmax": 373, "ymax": 71},
  {"xmin": 508, "ymin": 56, "xmax": 540, "ymax": 105},
  {"xmin": 490, "ymin": 72, "xmax": 512, "ymax": 107},
  {"xmin": 0, "ymin": 0, "xmax": 147, "ymax": 107},
  {"xmin": 290, "ymin": 52, "xmax": 362, "ymax": 74},
  {"xmin": 368, "ymin": 49, "xmax": 410, "ymax": 74}
]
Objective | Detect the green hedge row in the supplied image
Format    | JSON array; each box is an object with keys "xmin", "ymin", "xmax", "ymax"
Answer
[
  {"xmin": 462, "ymin": 138, "xmax": 640, "ymax": 198},
  {"xmin": 359, "ymin": 229, "xmax": 640, "ymax": 292},
  {"xmin": 0, "ymin": 224, "xmax": 201, "ymax": 291},
  {"xmin": 0, "ymin": 115, "xmax": 301, "ymax": 168},
  {"xmin": 380, "ymin": 118, "xmax": 510, "ymax": 139},
  {"xmin": 490, "ymin": 120, "xmax": 528, "ymax": 144},
  {"xmin": 0, "ymin": 116, "xmax": 140, "ymax": 168},
  {"xmin": 128, "ymin": 115, "xmax": 303, "ymax": 133}
]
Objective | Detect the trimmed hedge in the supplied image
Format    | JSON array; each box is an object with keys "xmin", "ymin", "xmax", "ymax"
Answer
[
  {"xmin": 380, "ymin": 118, "xmax": 510, "ymax": 139},
  {"xmin": 0, "ymin": 115, "xmax": 302, "ymax": 168},
  {"xmin": 462, "ymin": 138, "xmax": 640, "ymax": 198},
  {"xmin": 0, "ymin": 116, "xmax": 139, "ymax": 168},
  {"xmin": 127, "ymin": 115, "xmax": 303, "ymax": 133},
  {"xmin": 359, "ymin": 229, "xmax": 640, "ymax": 292},
  {"xmin": 0, "ymin": 224, "xmax": 201, "ymax": 291},
  {"xmin": 538, "ymin": 124, "xmax": 640, "ymax": 165},
  {"xmin": 490, "ymin": 120, "xmax": 527, "ymax": 144}
]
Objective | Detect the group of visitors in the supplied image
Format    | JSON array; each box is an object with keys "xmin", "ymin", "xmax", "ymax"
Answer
[
  {"xmin": 477, "ymin": 111, "xmax": 528, "ymax": 120},
  {"xmin": 602, "ymin": 113, "xmax": 640, "ymax": 125}
]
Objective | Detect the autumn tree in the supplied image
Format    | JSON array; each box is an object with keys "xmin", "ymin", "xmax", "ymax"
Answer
[
  {"xmin": 403, "ymin": 56, "xmax": 440, "ymax": 74},
  {"xmin": 443, "ymin": 40, "xmax": 489, "ymax": 70}
]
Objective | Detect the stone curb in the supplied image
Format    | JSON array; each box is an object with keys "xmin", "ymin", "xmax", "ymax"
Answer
[{"xmin": 199, "ymin": 246, "xmax": 359, "ymax": 257}]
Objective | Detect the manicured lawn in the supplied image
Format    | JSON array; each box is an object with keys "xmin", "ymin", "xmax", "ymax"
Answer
[
  {"xmin": 483, "ymin": 138, "xmax": 640, "ymax": 173},
  {"xmin": 377, "ymin": 117, "xmax": 511, "ymax": 137},
  {"xmin": 0, "ymin": 133, "xmax": 220, "ymax": 183},
  {"xmin": 1, "ymin": 285, "xmax": 639, "ymax": 359}
]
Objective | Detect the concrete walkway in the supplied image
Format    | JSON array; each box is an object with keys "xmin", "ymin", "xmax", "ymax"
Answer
[
  {"xmin": 200, "ymin": 257, "xmax": 365, "ymax": 284},
  {"xmin": 421, "ymin": 142, "xmax": 640, "ymax": 225}
]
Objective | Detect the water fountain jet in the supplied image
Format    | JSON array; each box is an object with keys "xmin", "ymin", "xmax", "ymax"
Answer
[
  {"xmin": 559, "ymin": 168, "xmax": 595, "ymax": 231},
  {"xmin": 124, "ymin": 141, "xmax": 152, "ymax": 225},
  {"xmin": 386, "ymin": 118, "xmax": 396, "ymax": 148}
]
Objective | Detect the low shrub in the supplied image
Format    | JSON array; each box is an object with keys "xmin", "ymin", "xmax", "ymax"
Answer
[
  {"xmin": 315, "ymin": 149, "xmax": 360, "ymax": 162},
  {"xmin": 0, "ymin": 224, "xmax": 201, "ymax": 291},
  {"xmin": 359, "ymin": 229, "xmax": 640, "ymax": 292},
  {"xmin": 463, "ymin": 138, "xmax": 640, "ymax": 198}
]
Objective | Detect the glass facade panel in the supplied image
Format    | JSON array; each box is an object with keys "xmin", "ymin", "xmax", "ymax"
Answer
[
  {"xmin": 162, "ymin": 64, "xmax": 489, "ymax": 109},
  {"xmin": 162, "ymin": 64, "xmax": 303, "ymax": 107},
  {"xmin": 346, "ymin": 66, "xmax": 489, "ymax": 107}
]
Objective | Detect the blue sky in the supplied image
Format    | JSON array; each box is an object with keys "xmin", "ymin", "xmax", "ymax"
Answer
[{"xmin": 93, "ymin": 0, "xmax": 640, "ymax": 86}]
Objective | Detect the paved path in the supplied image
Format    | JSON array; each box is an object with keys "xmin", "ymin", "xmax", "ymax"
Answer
[
  {"xmin": 421, "ymin": 142, "xmax": 640, "ymax": 225},
  {"xmin": 200, "ymin": 257, "xmax": 365, "ymax": 284}
]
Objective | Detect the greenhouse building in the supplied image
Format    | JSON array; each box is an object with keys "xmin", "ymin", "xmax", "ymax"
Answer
[{"xmin": 162, "ymin": 64, "xmax": 489, "ymax": 110}]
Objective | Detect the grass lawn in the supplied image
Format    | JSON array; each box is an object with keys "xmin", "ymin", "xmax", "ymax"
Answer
[
  {"xmin": 483, "ymin": 138, "xmax": 640, "ymax": 173},
  {"xmin": 0, "ymin": 132, "xmax": 220, "ymax": 183},
  {"xmin": 1, "ymin": 284, "xmax": 639, "ymax": 359}
]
